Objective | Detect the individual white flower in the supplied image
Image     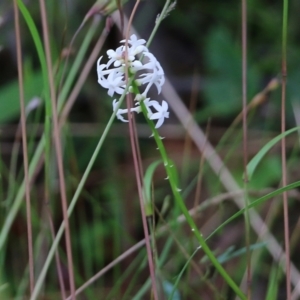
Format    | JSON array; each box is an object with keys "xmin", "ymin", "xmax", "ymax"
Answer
[
  {"xmin": 136, "ymin": 52, "xmax": 165, "ymax": 95},
  {"xmin": 106, "ymin": 35, "xmax": 148, "ymax": 70},
  {"xmin": 112, "ymin": 99, "xmax": 141, "ymax": 122},
  {"xmin": 121, "ymin": 34, "xmax": 148, "ymax": 56},
  {"xmin": 112, "ymin": 99, "xmax": 129, "ymax": 122},
  {"xmin": 106, "ymin": 46, "xmax": 126, "ymax": 67},
  {"xmin": 146, "ymin": 100, "xmax": 169, "ymax": 128},
  {"xmin": 121, "ymin": 34, "xmax": 146, "ymax": 48},
  {"xmin": 97, "ymin": 58, "xmax": 125, "ymax": 97}
]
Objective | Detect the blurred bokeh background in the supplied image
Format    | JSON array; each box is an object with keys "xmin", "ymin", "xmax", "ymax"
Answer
[{"xmin": 1, "ymin": 0, "xmax": 300, "ymax": 299}]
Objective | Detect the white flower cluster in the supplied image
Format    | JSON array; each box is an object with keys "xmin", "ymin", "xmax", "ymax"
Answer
[{"xmin": 97, "ymin": 34, "xmax": 169, "ymax": 128}]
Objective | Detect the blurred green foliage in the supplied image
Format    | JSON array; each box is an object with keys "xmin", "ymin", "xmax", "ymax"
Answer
[{"xmin": 0, "ymin": 0, "xmax": 300, "ymax": 298}]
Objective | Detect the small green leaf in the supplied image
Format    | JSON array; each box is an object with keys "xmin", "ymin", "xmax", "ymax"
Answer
[{"xmin": 143, "ymin": 160, "xmax": 163, "ymax": 216}]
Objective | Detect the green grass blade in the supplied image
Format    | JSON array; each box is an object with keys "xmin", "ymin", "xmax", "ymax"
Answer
[
  {"xmin": 143, "ymin": 160, "xmax": 162, "ymax": 216},
  {"xmin": 206, "ymin": 180, "xmax": 300, "ymax": 241},
  {"xmin": 246, "ymin": 126, "xmax": 300, "ymax": 180},
  {"xmin": 265, "ymin": 263, "xmax": 279, "ymax": 300},
  {"xmin": 17, "ymin": 0, "xmax": 49, "ymax": 96},
  {"xmin": 139, "ymin": 102, "xmax": 247, "ymax": 300}
]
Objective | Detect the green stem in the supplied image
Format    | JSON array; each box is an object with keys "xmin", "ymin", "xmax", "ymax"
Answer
[
  {"xmin": 140, "ymin": 102, "xmax": 246, "ymax": 299},
  {"xmin": 123, "ymin": 73, "xmax": 246, "ymax": 299},
  {"xmin": 146, "ymin": 0, "xmax": 171, "ymax": 47}
]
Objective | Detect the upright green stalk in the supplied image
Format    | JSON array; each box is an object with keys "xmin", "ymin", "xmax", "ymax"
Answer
[
  {"xmin": 119, "ymin": 70, "xmax": 246, "ymax": 299},
  {"xmin": 139, "ymin": 101, "xmax": 246, "ymax": 299}
]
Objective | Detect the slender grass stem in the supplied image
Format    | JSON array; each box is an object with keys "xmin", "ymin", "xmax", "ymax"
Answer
[
  {"xmin": 39, "ymin": 0, "xmax": 76, "ymax": 298},
  {"xmin": 139, "ymin": 101, "xmax": 247, "ymax": 300},
  {"xmin": 281, "ymin": 0, "xmax": 290, "ymax": 299},
  {"xmin": 13, "ymin": 0, "xmax": 34, "ymax": 294},
  {"xmin": 123, "ymin": 1, "xmax": 159, "ymax": 299},
  {"xmin": 241, "ymin": 0, "xmax": 251, "ymax": 298},
  {"xmin": 30, "ymin": 79, "xmax": 131, "ymax": 299},
  {"xmin": 0, "ymin": 0, "xmax": 99, "ymax": 253}
]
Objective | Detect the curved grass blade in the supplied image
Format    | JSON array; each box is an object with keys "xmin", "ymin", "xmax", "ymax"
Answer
[
  {"xmin": 206, "ymin": 180, "xmax": 300, "ymax": 241},
  {"xmin": 143, "ymin": 160, "xmax": 162, "ymax": 216},
  {"xmin": 246, "ymin": 126, "xmax": 300, "ymax": 180}
]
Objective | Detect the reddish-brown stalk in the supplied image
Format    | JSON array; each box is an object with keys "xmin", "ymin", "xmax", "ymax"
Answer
[
  {"xmin": 46, "ymin": 209, "xmax": 67, "ymax": 299},
  {"xmin": 39, "ymin": 0, "xmax": 76, "ymax": 298},
  {"xmin": 123, "ymin": 1, "xmax": 159, "ymax": 299},
  {"xmin": 59, "ymin": 27, "xmax": 108, "ymax": 127},
  {"xmin": 13, "ymin": 0, "xmax": 35, "ymax": 294}
]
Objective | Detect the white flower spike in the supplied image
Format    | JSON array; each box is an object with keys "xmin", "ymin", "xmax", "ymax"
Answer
[{"xmin": 97, "ymin": 34, "xmax": 170, "ymax": 128}]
